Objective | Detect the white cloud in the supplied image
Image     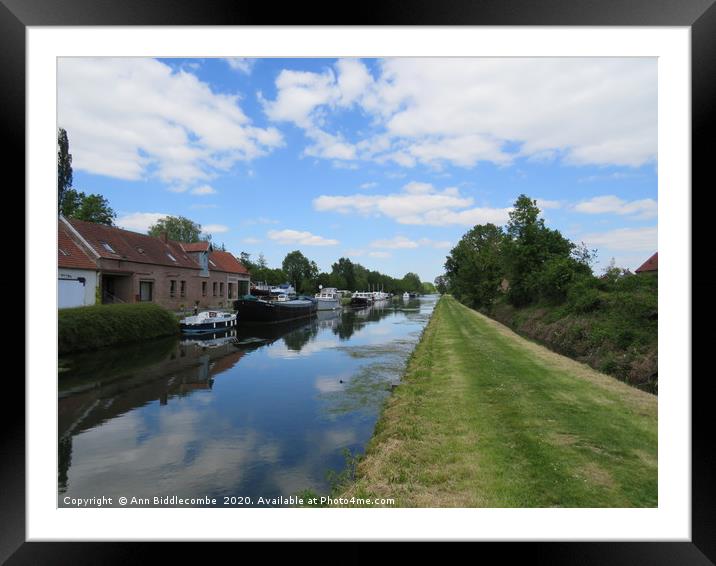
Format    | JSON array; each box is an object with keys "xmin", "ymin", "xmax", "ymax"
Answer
[
  {"xmin": 368, "ymin": 235, "xmax": 452, "ymax": 250},
  {"xmin": 202, "ymin": 224, "xmax": 229, "ymax": 234},
  {"xmin": 225, "ymin": 58, "xmax": 255, "ymax": 74},
  {"xmin": 360, "ymin": 182, "xmax": 378, "ymax": 189},
  {"xmin": 536, "ymin": 199, "xmax": 563, "ymax": 210},
  {"xmin": 115, "ymin": 212, "xmax": 168, "ymax": 233},
  {"xmin": 370, "ymin": 236, "xmax": 419, "ymax": 249},
  {"xmin": 262, "ymin": 57, "xmax": 656, "ymax": 169},
  {"xmin": 580, "ymin": 226, "xmax": 657, "ymax": 254},
  {"xmin": 368, "ymin": 251, "xmax": 391, "ymax": 258},
  {"xmin": 574, "ymin": 195, "xmax": 657, "ymax": 219},
  {"xmin": 267, "ymin": 229, "xmax": 339, "ymax": 246},
  {"xmin": 314, "ymin": 181, "xmax": 510, "ymax": 226},
  {"xmin": 190, "ymin": 184, "xmax": 217, "ymax": 196},
  {"xmin": 58, "ymin": 58, "xmax": 283, "ymax": 185}
]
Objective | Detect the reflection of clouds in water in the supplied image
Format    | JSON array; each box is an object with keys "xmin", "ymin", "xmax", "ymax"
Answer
[
  {"xmin": 313, "ymin": 371, "xmax": 353, "ymax": 393},
  {"xmin": 267, "ymin": 338, "xmax": 339, "ymax": 359},
  {"xmin": 63, "ymin": 400, "xmax": 281, "ymax": 500}
]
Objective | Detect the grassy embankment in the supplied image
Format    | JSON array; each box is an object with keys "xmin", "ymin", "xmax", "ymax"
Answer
[
  {"xmin": 489, "ymin": 273, "xmax": 658, "ymax": 393},
  {"xmin": 338, "ymin": 295, "xmax": 657, "ymax": 507},
  {"xmin": 58, "ymin": 303, "xmax": 179, "ymax": 355}
]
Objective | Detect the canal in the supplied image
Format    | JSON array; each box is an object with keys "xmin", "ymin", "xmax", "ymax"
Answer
[{"xmin": 58, "ymin": 295, "xmax": 437, "ymax": 507}]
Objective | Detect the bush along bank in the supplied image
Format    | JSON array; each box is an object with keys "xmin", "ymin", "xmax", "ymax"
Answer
[
  {"xmin": 439, "ymin": 194, "xmax": 657, "ymax": 393},
  {"xmin": 58, "ymin": 303, "xmax": 180, "ymax": 355},
  {"xmin": 489, "ymin": 272, "xmax": 657, "ymax": 393}
]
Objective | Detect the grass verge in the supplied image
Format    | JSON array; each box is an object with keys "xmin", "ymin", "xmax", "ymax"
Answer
[{"xmin": 337, "ymin": 295, "xmax": 657, "ymax": 507}]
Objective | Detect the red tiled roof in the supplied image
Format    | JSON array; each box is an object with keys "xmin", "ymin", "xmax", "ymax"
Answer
[
  {"xmin": 180, "ymin": 242, "xmax": 211, "ymax": 252},
  {"xmin": 635, "ymin": 252, "xmax": 658, "ymax": 273},
  {"xmin": 58, "ymin": 221, "xmax": 97, "ymax": 270},
  {"xmin": 67, "ymin": 218, "xmax": 199, "ymax": 269},
  {"xmin": 208, "ymin": 251, "xmax": 249, "ymax": 275}
]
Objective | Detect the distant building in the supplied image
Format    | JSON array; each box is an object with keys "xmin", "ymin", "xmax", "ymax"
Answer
[
  {"xmin": 635, "ymin": 252, "xmax": 658, "ymax": 274},
  {"xmin": 58, "ymin": 216, "xmax": 250, "ymax": 309}
]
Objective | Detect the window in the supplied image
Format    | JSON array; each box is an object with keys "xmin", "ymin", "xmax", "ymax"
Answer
[
  {"xmin": 228, "ymin": 283, "xmax": 233, "ymax": 299},
  {"xmin": 202, "ymin": 281, "xmax": 207, "ymax": 297},
  {"xmin": 170, "ymin": 280, "xmax": 176, "ymax": 298},
  {"xmin": 139, "ymin": 281, "xmax": 153, "ymax": 302},
  {"xmin": 219, "ymin": 282, "xmax": 224, "ymax": 296},
  {"xmin": 100, "ymin": 241, "xmax": 116, "ymax": 253},
  {"xmin": 180, "ymin": 280, "xmax": 186, "ymax": 298},
  {"xmin": 213, "ymin": 282, "xmax": 217, "ymax": 297}
]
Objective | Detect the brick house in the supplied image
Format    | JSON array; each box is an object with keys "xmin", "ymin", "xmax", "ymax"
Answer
[
  {"xmin": 635, "ymin": 252, "xmax": 658, "ymax": 274},
  {"xmin": 59, "ymin": 216, "xmax": 250, "ymax": 310},
  {"xmin": 58, "ymin": 220, "xmax": 100, "ymax": 308}
]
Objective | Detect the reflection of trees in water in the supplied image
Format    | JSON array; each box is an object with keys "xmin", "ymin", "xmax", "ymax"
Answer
[
  {"xmin": 58, "ymin": 435, "xmax": 72, "ymax": 493},
  {"xmin": 282, "ymin": 322, "xmax": 319, "ymax": 351},
  {"xmin": 333, "ymin": 303, "xmax": 398, "ymax": 340}
]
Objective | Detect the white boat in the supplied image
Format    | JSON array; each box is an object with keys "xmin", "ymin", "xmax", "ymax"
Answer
[
  {"xmin": 372, "ymin": 290, "xmax": 389, "ymax": 302},
  {"xmin": 402, "ymin": 292, "xmax": 410, "ymax": 300},
  {"xmin": 180, "ymin": 310, "xmax": 237, "ymax": 334},
  {"xmin": 315, "ymin": 287, "xmax": 341, "ymax": 310}
]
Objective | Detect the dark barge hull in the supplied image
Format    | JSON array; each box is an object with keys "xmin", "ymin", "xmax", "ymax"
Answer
[
  {"xmin": 349, "ymin": 297, "xmax": 371, "ymax": 307},
  {"xmin": 233, "ymin": 299, "xmax": 317, "ymax": 323}
]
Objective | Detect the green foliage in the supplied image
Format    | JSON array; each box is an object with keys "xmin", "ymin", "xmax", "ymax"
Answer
[
  {"xmin": 282, "ymin": 250, "xmax": 319, "ymax": 293},
  {"xmin": 58, "ymin": 303, "xmax": 179, "ymax": 354},
  {"xmin": 444, "ymin": 223, "xmax": 505, "ymax": 308},
  {"xmin": 61, "ymin": 188, "xmax": 117, "ymax": 225},
  {"xmin": 148, "ymin": 216, "xmax": 204, "ymax": 242},
  {"xmin": 58, "ymin": 128, "xmax": 73, "ymax": 213},
  {"xmin": 434, "ymin": 275, "xmax": 448, "ymax": 294},
  {"xmin": 421, "ymin": 281, "xmax": 437, "ymax": 294},
  {"xmin": 401, "ymin": 272, "xmax": 422, "ymax": 293}
]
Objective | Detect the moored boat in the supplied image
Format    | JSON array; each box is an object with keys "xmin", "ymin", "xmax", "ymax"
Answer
[
  {"xmin": 233, "ymin": 295, "xmax": 317, "ymax": 323},
  {"xmin": 402, "ymin": 292, "xmax": 410, "ymax": 300},
  {"xmin": 350, "ymin": 291, "xmax": 374, "ymax": 307},
  {"xmin": 180, "ymin": 310, "xmax": 237, "ymax": 334},
  {"xmin": 315, "ymin": 287, "xmax": 341, "ymax": 310}
]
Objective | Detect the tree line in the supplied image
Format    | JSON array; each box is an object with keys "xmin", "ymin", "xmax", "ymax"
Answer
[
  {"xmin": 241, "ymin": 250, "xmax": 426, "ymax": 296},
  {"xmin": 438, "ymin": 194, "xmax": 599, "ymax": 309}
]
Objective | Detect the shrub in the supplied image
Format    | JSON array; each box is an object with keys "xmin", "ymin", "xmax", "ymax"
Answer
[{"xmin": 58, "ymin": 303, "xmax": 179, "ymax": 354}]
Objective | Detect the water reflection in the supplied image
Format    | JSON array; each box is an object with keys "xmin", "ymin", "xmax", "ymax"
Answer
[{"xmin": 58, "ymin": 296, "xmax": 437, "ymax": 506}]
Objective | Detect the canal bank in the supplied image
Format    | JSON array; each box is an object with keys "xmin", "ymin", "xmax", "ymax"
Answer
[{"xmin": 337, "ymin": 295, "xmax": 657, "ymax": 507}]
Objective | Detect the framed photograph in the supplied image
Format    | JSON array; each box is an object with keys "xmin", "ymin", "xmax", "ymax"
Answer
[{"xmin": 8, "ymin": 0, "xmax": 711, "ymax": 561}]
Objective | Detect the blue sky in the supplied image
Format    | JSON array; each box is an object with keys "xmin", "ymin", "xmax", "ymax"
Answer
[{"xmin": 58, "ymin": 57, "xmax": 657, "ymax": 282}]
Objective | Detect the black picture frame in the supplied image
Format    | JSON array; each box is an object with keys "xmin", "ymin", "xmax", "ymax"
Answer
[{"xmin": 7, "ymin": 0, "xmax": 712, "ymax": 562}]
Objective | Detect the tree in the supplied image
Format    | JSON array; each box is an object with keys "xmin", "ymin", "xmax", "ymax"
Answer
[
  {"xmin": 502, "ymin": 195, "xmax": 575, "ymax": 306},
  {"xmin": 444, "ymin": 223, "xmax": 505, "ymax": 308},
  {"xmin": 58, "ymin": 128, "xmax": 73, "ymax": 214},
  {"xmin": 148, "ymin": 216, "xmax": 204, "ymax": 242},
  {"xmin": 257, "ymin": 253, "xmax": 268, "ymax": 269},
  {"xmin": 282, "ymin": 250, "xmax": 318, "ymax": 293},
  {"xmin": 239, "ymin": 252, "xmax": 256, "ymax": 271},
  {"xmin": 401, "ymin": 272, "xmax": 422, "ymax": 293},
  {"xmin": 434, "ymin": 275, "xmax": 448, "ymax": 294},
  {"xmin": 60, "ymin": 188, "xmax": 116, "ymax": 225},
  {"xmin": 331, "ymin": 257, "xmax": 356, "ymax": 290}
]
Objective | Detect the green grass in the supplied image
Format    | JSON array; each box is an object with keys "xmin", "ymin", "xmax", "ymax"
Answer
[
  {"xmin": 58, "ymin": 303, "xmax": 179, "ymax": 355},
  {"xmin": 338, "ymin": 295, "xmax": 657, "ymax": 507}
]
